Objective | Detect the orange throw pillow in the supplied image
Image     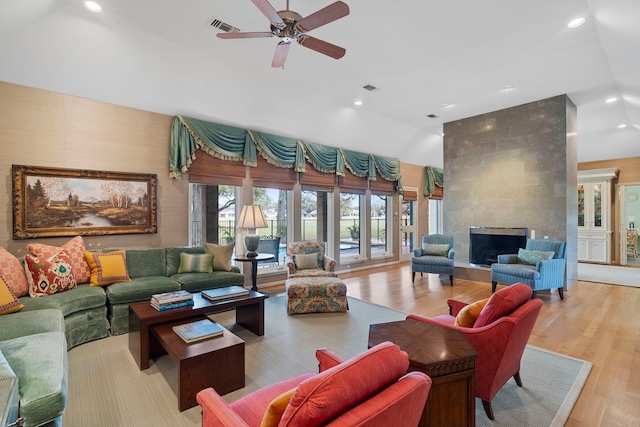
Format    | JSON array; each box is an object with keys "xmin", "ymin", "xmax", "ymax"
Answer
[
  {"xmin": 454, "ymin": 298, "xmax": 489, "ymax": 327},
  {"xmin": 260, "ymin": 388, "xmax": 296, "ymax": 427}
]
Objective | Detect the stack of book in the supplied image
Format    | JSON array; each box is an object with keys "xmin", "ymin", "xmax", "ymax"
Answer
[
  {"xmin": 172, "ymin": 319, "xmax": 224, "ymax": 344},
  {"xmin": 151, "ymin": 290, "xmax": 194, "ymax": 311},
  {"xmin": 201, "ymin": 286, "xmax": 250, "ymax": 302}
]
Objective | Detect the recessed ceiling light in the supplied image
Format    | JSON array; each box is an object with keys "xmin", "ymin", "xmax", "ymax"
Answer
[
  {"xmin": 83, "ymin": 1, "xmax": 102, "ymax": 13},
  {"xmin": 605, "ymin": 97, "xmax": 618, "ymax": 103},
  {"xmin": 503, "ymin": 85, "xmax": 514, "ymax": 90},
  {"xmin": 567, "ymin": 18, "xmax": 585, "ymax": 29},
  {"xmin": 354, "ymin": 100, "xmax": 363, "ymax": 106},
  {"xmin": 442, "ymin": 104, "xmax": 452, "ymax": 109},
  {"xmin": 618, "ymin": 124, "xmax": 627, "ymax": 129}
]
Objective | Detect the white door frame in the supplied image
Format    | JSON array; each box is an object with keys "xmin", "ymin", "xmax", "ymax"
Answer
[{"xmin": 399, "ymin": 188, "xmax": 418, "ymax": 261}]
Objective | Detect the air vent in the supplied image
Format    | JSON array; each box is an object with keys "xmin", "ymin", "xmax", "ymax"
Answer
[
  {"xmin": 362, "ymin": 84, "xmax": 378, "ymax": 91},
  {"xmin": 211, "ymin": 18, "xmax": 241, "ymax": 33},
  {"xmin": 426, "ymin": 114, "xmax": 439, "ymax": 119}
]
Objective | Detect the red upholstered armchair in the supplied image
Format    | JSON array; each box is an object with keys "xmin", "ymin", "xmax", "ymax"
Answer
[
  {"xmin": 407, "ymin": 283, "xmax": 542, "ymax": 420},
  {"xmin": 196, "ymin": 341, "xmax": 432, "ymax": 427}
]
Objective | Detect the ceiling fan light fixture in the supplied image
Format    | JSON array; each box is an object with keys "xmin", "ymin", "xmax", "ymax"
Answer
[
  {"xmin": 82, "ymin": 1, "xmax": 102, "ymax": 13},
  {"xmin": 567, "ymin": 17, "xmax": 586, "ymax": 29}
]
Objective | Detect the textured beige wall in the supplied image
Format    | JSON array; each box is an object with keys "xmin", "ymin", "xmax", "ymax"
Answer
[{"xmin": 0, "ymin": 81, "xmax": 189, "ymax": 256}]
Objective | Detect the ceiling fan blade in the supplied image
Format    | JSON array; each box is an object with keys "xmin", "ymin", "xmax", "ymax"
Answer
[
  {"xmin": 298, "ymin": 35, "xmax": 346, "ymax": 59},
  {"xmin": 272, "ymin": 41, "xmax": 291, "ymax": 68},
  {"xmin": 297, "ymin": 1, "xmax": 349, "ymax": 32},
  {"xmin": 217, "ymin": 32, "xmax": 274, "ymax": 39},
  {"xmin": 251, "ymin": 0, "xmax": 285, "ymax": 27}
]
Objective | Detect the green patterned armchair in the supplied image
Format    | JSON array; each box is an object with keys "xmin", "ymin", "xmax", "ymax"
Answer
[{"xmin": 285, "ymin": 241, "xmax": 337, "ymax": 278}]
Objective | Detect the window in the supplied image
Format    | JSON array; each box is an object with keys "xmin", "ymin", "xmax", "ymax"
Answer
[
  {"xmin": 340, "ymin": 192, "xmax": 361, "ymax": 259},
  {"xmin": 189, "ymin": 183, "xmax": 238, "ymax": 248},
  {"xmin": 301, "ymin": 190, "xmax": 330, "ymax": 242},
  {"xmin": 253, "ymin": 186, "xmax": 288, "ymax": 267},
  {"xmin": 428, "ymin": 199, "xmax": 443, "ymax": 235},
  {"xmin": 370, "ymin": 194, "xmax": 391, "ymax": 257}
]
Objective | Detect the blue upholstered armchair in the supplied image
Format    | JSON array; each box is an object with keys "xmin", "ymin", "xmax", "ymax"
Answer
[
  {"xmin": 411, "ymin": 234, "xmax": 455, "ymax": 286},
  {"xmin": 491, "ymin": 238, "xmax": 566, "ymax": 299}
]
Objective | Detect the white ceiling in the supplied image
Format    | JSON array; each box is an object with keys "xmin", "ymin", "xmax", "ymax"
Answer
[{"xmin": 1, "ymin": 0, "xmax": 639, "ymax": 168}]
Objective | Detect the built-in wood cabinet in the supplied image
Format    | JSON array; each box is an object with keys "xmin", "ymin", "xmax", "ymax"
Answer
[{"xmin": 578, "ymin": 168, "xmax": 619, "ymax": 263}]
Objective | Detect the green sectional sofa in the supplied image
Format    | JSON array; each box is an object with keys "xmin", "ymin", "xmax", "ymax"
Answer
[{"xmin": 0, "ymin": 245, "xmax": 245, "ymax": 427}]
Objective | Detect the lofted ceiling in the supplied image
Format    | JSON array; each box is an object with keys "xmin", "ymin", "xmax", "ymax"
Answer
[{"xmin": 1, "ymin": 0, "xmax": 639, "ymax": 168}]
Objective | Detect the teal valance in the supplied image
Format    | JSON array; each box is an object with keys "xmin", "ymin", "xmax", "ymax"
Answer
[
  {"xmin": 169, "ymin": 115, "xmax": 402, "ymax": 190},
  {"xmin": 424, "ymin": 166, "xmax": 444, "ymax": 197}
]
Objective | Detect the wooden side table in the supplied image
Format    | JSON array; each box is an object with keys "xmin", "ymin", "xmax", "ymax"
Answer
[
  {"xmin": 234, "ymin": 253, "xmax": 275, "ymax": 291},
  {"xmin": 368, "ymin": 319, "xmax": 477, "ymax": 427}
]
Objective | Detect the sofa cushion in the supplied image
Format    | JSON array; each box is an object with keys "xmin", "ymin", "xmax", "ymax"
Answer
[
  {"xmin": 27, "ymin": 236, "xmax": 91, "ymax": 284},
  {"xmin": 421, "ymin": 243, "xmax": 450, "ymax": 257},
  {"xmin": 516, "ymin": 248, "xmax": 555, "ymax": 265},
  {"xmin": 124, "ymin": 248, "xmax": 166, "ymax": 278},
  {"xmin": 84, "ymin": 251, "xmax": 131, "ymax": 286},
  {"xmin": 171, "ymin": 271, "xmax": 245, "ymax": 293},
  {"xmin": 0, "ymin": 246, "xmax": 29, "ymax": 297},
  {"xmin": 205, "ymin": 243, "xmax": 235, "ymax": 272},
  {"xmin": 178, "ymin": 253, "xmax": 213, "ymax": 273},
  {"xmin": 474, "ymin": 283, "xmax": 533, "ymax": 327},
  {"xmin": 19, "ymin": 283, "xmax": 106, "ymax": 317},
  {"xmin": 24, "ymin": 250, "xmax": 77, "ymax": 297},
  {"xmin": 106, "ymin": 276, "xmax": 181, "ymax": 305},
  {"xmin": 454, "ymin": 298, "xmax": 489, "ymax": 327},
  {"xmin": 0, "ymin": 332, "xmax": 67, "ymax": 427},
  {"xmin": 293, "ymin": 253, "xmax": 320, "ymax": 270},
  {"xmin": 280, "ymin": 342, "xmax": 408, "ymax": 427},
  {"xmin": 0, "ymin": 276, "xmax": 24, "ymax": 315},
  {"xmin": 0, "ymin": 309, "xmax": 64, "ymax": 342},
  {"xmin": 166, "ymin": 247, "xmax": 205, "ymax": 277}
]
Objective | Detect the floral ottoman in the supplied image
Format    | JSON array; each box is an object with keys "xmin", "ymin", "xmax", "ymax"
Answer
[{"xmin": 285, "ymin": 277, "xmax": 348, "ymax": 315}]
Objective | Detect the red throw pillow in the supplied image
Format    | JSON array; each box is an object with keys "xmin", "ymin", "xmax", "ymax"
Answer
[
  {"xmin": 25, "ymin": 250, "xmax": 77, "ymax": 297},
  {"xmin": 474, "ymin": 284, "xmax": 532, "ymax": 327},
  {"xmin": 28, "ymin": 236, "xmax": 91, "ymax": 284}
]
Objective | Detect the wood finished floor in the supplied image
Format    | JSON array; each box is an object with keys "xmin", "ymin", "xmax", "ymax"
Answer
[{"xmin": 265, "ymin": 262, "xmax": 640, "ymax": 427}]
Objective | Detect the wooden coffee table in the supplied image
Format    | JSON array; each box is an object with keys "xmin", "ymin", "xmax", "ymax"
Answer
[
  {"xmin": 368, "ymin": 319, "xmax": 478, "ymax": 427},
  {"xmin": 151, "ymin": 319, "xmax": 245, "ymax": 411},
  {"xmin": 129, "ymin": 289, "xmax": 267, "ymax": 370}
]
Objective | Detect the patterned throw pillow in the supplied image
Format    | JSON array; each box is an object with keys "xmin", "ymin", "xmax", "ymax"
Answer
[
  {"xmin": 422, "ymin": 243, "xmax": 450, "ymax": 257},
  {"xmin": 516, "ymin": 249, "xmax": 555, "ymax": 265},
  {"xmin": 178, "ymin": 253, "xmax": 213, "ymax": 273},
  {"xmin": 260, "ymin": 388, "xmax": 296, "ymax": 427},
  {"xmin": 84, "ymin": 250, "xmax": 131, "ymax": 287},
  {"xmin": 0, "ymin": 349, "xmax": 17, "ymax": 380},
  {"xmin": 294, "ymin": 253, "xmax": 320, "ymax": 270},
  {"xmin": 24, "ymin": 250, "xmax": 77, "ymax": 297},
  {"xmin": 27, "ymin": 236, "xmax": 91, "ymax": 284},
  {"xmin": 0, "ymin": 247, "xmax": 29, "ymax": 297},
  {"xmin": 0, "ymin": 275, "xmax": 24, "ymax": 315},
  {"xmin": 205, "ymin": 243, "xmax": 235, "ymax": 272}
]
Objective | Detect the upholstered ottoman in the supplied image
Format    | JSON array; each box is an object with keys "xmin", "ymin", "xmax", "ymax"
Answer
[{"xmin": 286, "ymin": 277, "xmax": 348, "ymax": 315}]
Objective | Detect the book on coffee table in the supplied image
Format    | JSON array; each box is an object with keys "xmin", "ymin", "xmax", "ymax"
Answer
[
  {"xmin": 172, "ymin": 319, "xmax": 224, "ymax": 344},
  {"xmin": 201, "ymin": 286, "xmax": 250, "ymax": 302}
]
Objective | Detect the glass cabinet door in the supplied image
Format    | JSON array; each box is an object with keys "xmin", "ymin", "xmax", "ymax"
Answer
[
  {"xmin": 592, "ymin": 183, "xmax": 602, "ymax": 228},
  {"xmin": 578, "ymin": 184, "xmax": 585, "ymax": 227}
]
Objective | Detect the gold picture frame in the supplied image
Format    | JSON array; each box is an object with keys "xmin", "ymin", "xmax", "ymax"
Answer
[{"xmin": 12, "ymin": 165, "xmax": 157, "ymax": 239}]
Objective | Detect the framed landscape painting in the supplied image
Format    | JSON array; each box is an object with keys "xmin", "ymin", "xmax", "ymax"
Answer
[{"xmin": 12, "ymin": 165, "xmax": 157, "ymax": 239}]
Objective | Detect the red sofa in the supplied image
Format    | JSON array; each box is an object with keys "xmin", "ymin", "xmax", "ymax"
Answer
[
  {"xmin": 196, "ymin": 341, "xmax": 432, "ymax": 427},
  {"xmin": 407, "ymin": 283, "xmax": 543, "ymax": 420}
]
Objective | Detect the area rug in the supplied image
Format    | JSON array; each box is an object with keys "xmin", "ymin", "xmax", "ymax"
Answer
[{"xmin": 64, "ymin": 296, "xmax": 591, "ymax": 427}]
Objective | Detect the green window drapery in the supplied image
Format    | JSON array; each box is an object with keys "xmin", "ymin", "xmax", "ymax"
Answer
[
  {"xmin": 169, "ymin": 115, "xmax": 403, "ymax": 191},
  {"xmin": 424, "ymin": 166, "xmax": 444, "ymax": 197}
]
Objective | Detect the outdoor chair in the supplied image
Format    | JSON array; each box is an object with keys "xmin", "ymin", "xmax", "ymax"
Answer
[{"xmin": 257, "ymin": 236, "xmax": 281, "ymax": 265}]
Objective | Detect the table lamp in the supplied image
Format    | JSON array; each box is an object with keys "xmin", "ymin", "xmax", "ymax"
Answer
[{"xmin": 238, "ymin": 204, "xmax": 267, "ymax": 257}]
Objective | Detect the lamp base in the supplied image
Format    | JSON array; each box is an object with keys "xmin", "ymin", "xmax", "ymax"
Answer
[{"xmin": 244, "ymin": 234, "xmax": 260, "ymax": 258}]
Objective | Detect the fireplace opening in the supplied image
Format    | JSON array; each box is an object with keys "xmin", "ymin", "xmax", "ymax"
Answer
[{"xmin": 469, "ymin": 227, "xmax": 528, "ymax": 267}]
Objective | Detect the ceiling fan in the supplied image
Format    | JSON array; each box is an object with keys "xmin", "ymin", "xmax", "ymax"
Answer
[{"xmin": 217, "ymin": 0, "xmax": 350, "ymax": 68}]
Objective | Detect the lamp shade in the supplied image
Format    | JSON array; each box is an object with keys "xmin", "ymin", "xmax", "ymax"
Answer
[
  {"xmin": 238, "ymin": 205, "xmax": 267, "ymax": 257},
  {"xmin": 238, "ymin": 205, "xmax": 267, "ymax": 229}
]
